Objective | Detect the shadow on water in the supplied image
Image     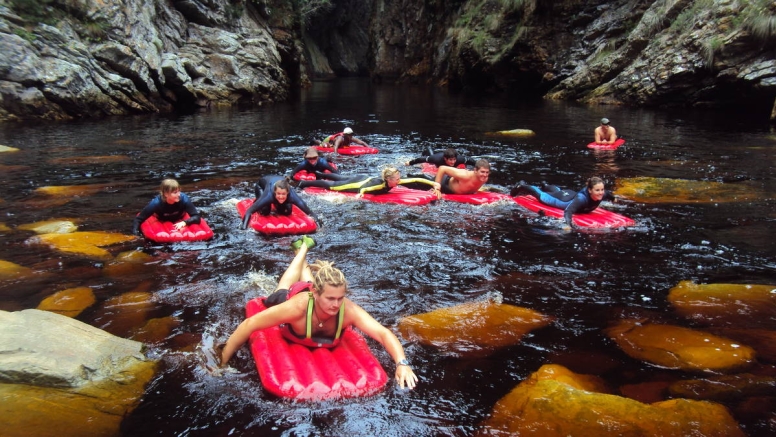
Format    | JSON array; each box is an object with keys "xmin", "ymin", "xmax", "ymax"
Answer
[{"xmin": 0, "ymin": 78, "xmax": 775, "ymax": 436}]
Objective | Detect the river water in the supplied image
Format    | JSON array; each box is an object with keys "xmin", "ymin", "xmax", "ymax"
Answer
[{"xmin": 0, "ymin": 78, "xmax": 774, "ymax": 436}]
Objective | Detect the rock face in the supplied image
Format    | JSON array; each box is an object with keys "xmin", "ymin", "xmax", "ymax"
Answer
[
  {"xmin": 1, "ymin": 0, "xmax": 775, "ymax": 121},
  {"xmin": 0, "ymin": 0, "xmax": 292, "ymax": 121},
  {"xmin": 0, "ymin": 309, "xmax": 157, "ymax": 437}
]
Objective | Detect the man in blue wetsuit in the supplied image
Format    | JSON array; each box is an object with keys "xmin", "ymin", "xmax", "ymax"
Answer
[
  {"xmin": 511, "ymin": 176, "xmax": 616, "ymax": 228},
  {"xmin": 405, "ymin": 148, "xmax": 477, "ymax": 169},
  {"xmin": 241, "ymin": 176, "xmax": 318, "ymax": 229},
  {"xmin": 288, "ymin": 147, "xmax": 339, "ymax": 179}
]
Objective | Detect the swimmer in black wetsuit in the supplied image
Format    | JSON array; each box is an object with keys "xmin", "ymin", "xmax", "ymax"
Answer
[
  {"xmin": 132, "ymin": 178, "xmax": 201, "ymax": 236},
  {"xmin": 288, "ymin": 147, "xmax": 339, "ymax": 179},
  {"xmin": 297, "ymin": 167, "xmax": 442, "ymax": 198},
  {"xmin": 511, "ymin": 176, "xmax": 617, "ymax": 228},
  {"xmin": 241, "ymin": 176, "xmax": 318, "ymax": 229},
  {"xmin": 405, "ymin": 148, "xmax": 476, "ymax": 169}
]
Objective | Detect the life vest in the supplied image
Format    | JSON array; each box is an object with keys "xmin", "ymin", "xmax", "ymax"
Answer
[
  {"xmin": 322, "ymin": 132, "xmax": 345, "ymax": 144},
  {"xmin": 279, "ymin": 281, "xmax": 346, "ymax": 348}
]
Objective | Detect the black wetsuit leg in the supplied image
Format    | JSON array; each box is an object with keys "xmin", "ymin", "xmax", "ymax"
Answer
[{"xmin": 265, "ymin": 289, "xmax": 289, "ymax": 307}]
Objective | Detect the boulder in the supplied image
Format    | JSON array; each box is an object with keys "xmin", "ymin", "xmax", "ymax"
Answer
[
  {"xmin": 478, "ymin": 364, "xmax": 745, "ymax": 437},
  {"xmin": 398, "ymin": 300, "xmax": 553, "ymax": 356},
  {"xmin": 668, "ymin": 281, "xmax": 776, "ymax": 325},
  {"xmin": 606, "ymin": 319, "xmax": 756, "ymax": 372},
  {"xmin": 0, "ymin": 309, "xmax": 156, "ymax": 437}
]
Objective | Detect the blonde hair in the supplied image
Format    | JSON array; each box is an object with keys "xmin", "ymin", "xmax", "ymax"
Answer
[
  {"xmin": 381, "ymin": 167, "xmax": 400, "ymax": 181},
  {"xmin": 159, "ymin": 178, "xmax": 180, "ymax": 196},
  {"xmin": 309, "ymin": 260, "xmax": 348, "ymax": 295}
]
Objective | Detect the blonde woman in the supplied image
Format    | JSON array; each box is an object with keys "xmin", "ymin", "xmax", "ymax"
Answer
[{"xmin": 219, "ymin": 241, "xmax": 418, "ymax": 389}]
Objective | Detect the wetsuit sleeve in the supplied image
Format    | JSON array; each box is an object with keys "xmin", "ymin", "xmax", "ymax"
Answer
[
  {"xmin": 318, "ymin": 160, "xmax": 339, "ymax": 173},
  {"xmin": 398, "ymin": 177, "xmax": 436, "ymax": 189},
  {"xmin": 604, "ymin": 190, "xmax": 616, "ymax": 202},
  {"xmin": 132, "ymin": 197, "xmax": 160, "ymax": 235},
  {"xmin": 462, "ymin": 157, "xmax": 477, "ymax": 166},
  {"xmin": 407, "ymin": 157, "xmax": 428, "ymax": 165},
  {"xmin": 358, "ymin": 178, "xmax": 388, "ymax": 195},
  {"xmin": 241, "ymin": 193, "xmax": 273, "ymax": 228},
  {"xmin": 180, "ymin": 194, "xmax": 201, "ymax": 226},
  {"xmin": 289, "ymin": 190, "xmax": 317, "ymax": 221},
  {"xmin": 563, "ymin": 195, "xmax": 587, "ymax": 227}
]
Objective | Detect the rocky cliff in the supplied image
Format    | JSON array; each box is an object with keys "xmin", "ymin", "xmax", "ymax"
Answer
[{"xmin": 1, "ymin": 0, "xmax": 775, "ymax": 122}]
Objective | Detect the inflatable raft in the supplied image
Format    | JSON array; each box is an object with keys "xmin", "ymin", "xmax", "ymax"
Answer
[
  {"xmin": 303, "ymin": 185, "xmax": 437, "ymax": 205},
  {"xmin": 587, "ymin": 138, "xmax": 626, "ymax": 150},
  {"xmin": 443, "ymin": 191, "xmax": 510, "ymax": 205},
  {"xmin": 512, "ymin": 195, "xmax": 635, "ymax": 228},
  {"xmin": 315, "ymin": 145, "xmax": 379, "ymax": 155},
  {"xmin": 237, "ymin": 199, "xmax": 317, "ymax": 235},
  {"xmin": 140, "ymin": 214, "xmax": 213, "ymax": 243},
  {"xmin": 246, "ymin": 297, "xmax": 389, "ymax": 400}
]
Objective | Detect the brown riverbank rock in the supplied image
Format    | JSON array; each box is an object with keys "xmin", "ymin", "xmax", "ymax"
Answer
[
  {"xmin": 478, "ymin": 364, "xmax": 745, "ymax": 437},
  {"xmin": 0, "ymin": 259, "xmax": 34, "ymax": 282},
  {"xmin": 668, "ymin": 281, "xmax": 776, "ymax": 325},
  {"xmin": 37, "ymin": 286, "xmax": 96, "ymax": 318},
  {"xmin": 0, "ymin": 309, "xmax": 157, "ymax": 437},
  {"xmin": 668, "ymin": 373, "xmax": 776, "ymax": 402},
  {"xmin": 606, "ymin": 319, "xmax": 756, "ymax": 372},
  {"xmin": 397, "ymin": 300, "xmax": 553, "ymax": 356}
]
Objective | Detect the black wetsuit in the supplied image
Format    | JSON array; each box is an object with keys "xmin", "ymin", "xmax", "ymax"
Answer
[
  {"xmin": 408, "ymin": 152, "xmax": 476, "ymax": 168},
  {"xmin": 132, "ymin": 193, "xmax": 201, "ymax": 235},
  {"xmin": 241, "ymin": 175, "xmax": 317, "ymax": 229},
  {"xmin": 298, "ymin": 173, "xmax": 437, "ymax": 195}
]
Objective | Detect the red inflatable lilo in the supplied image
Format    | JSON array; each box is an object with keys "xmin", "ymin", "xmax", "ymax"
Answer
[
  {"xmin": 236, "ymin": 199, "xmax": 317, "ymax": 235},
  {"xmin": 246, "ymin": 297, "xmax": 389, "ymax": 400},
  {"xmin": 140, "ymin": 214, "xmax": 214, "ymax": 243}
]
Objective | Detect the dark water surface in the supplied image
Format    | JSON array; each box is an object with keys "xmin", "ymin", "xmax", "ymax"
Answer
[{"xmin": 1, "ymin": 78, "xmax": 775, "ymax": 436}]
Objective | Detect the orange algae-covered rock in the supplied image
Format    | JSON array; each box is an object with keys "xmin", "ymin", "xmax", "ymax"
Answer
[
  {"xmin": 30, "ymin": 231, "xmax": 135, "ymax": 260},
  {"xmin": 0, "ymin": 259, "xmax": 35, "ymax": 281},
  {"xmin": 103, "ymin": 250, "xmax": 155, "ymax": 278},
  {"xmin": 668, "ymin": 280, "xmax": 776, "ymax": 323},
  {"xmin": 93, "ymin": 291, "xmax": 157, "ymax": 338},
  {"xmin": 478, "ymin": 364, "xmax": 745, "ymax": 437},
  {"xmin": 130, "ymin": 316, "xmax": 181, "ymax": 344},
  {"xmin": 398, "ymin": 300, "xmax": 552, "ymax": 356},
  {"xmin": 606, "ymin": 320, "xmax": 756, "ymax": 372},
  {"xmin": 615, "ymin": 177, "xmax": 760, "ymax": 203},
  {"xmin": 37, "ymin": 286, "xmax": 96, "ymax": 318}
]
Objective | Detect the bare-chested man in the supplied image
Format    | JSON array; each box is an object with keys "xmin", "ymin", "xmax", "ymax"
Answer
[
  {"xmin": 594, "ymin": 118, "xmax": 617, "ymax": 144},
  {"xmin": 434, "ymin": 159, "xmax": 491, "ymax": 194}
]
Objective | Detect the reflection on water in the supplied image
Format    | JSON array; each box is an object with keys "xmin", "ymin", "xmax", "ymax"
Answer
[{"xmin": 0, "ymin": 79, "xmax": 775, "ymax": 436}]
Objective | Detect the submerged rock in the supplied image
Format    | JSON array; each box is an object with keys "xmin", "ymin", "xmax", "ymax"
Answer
[
  {"xmin": 615, "ymin": 177, "xmax": 761, "ymax": 203},
  {"xmin": 0, "ymin": 145, "xmax": 20, "ymax": 152},
  {"xmin": 478, "ymin": 364, "xmax": 745, "ymax": 437},
  {"xmin": 29, "ymin": 231, "xmax": 136, "ymax": 260},
  {"xmin": 36, "ymin": 286, "xmax": 96, "ymax": 318},
  {"xmin": 0, "ymin": 259, "xmax": 34, "ymax": 281},
  {"xmin": 0, "ymin": 309, "xmax": 156, "ymax": 437},
  {"xmin": 103, "ymin": 250, "xmax": 156, "ymax": 278},
  {"xmin": 485, "ymin": 128, "xmax": 536, "ymax": 137},
  {"xmin": 668, "ymin": 280, "xmax": 776, "ymax": 325},
  {"xmin": 606, "ymin": 319, "xmax": 756, "ymax": 372},
  {"xmin": 668, "ymin": 373, "xmax": 776, "ymax": 402},
  {"xmin": 397, "ymin": 300, "xmax": 552, "ymax": 356},
  {"xmin": 92, "ymin": 289, "xmax": 158, "ymax": 338},
  {"xmin": 18, "ymin": 219, "xmax": 78, "ymax": 234}
]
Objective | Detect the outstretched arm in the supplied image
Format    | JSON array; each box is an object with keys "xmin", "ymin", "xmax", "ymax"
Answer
[
  {"xmin": 220, "ymin": 299, "xmax": 301, "ymax": 367},
  {"xmin": 348, "ymin": 302, "xmax": 417, "ymax": 389}
]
